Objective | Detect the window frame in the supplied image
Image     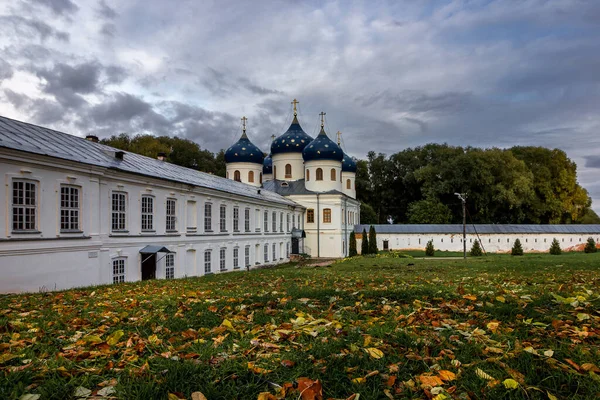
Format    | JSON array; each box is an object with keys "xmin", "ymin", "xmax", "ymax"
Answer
[
  {"xmin": 60, "ymin": 184, "xmax": 81, "ymax": 232},
  {"xmin": 234, "ymin": 170, "xmax": 241, "ymax": 182},
  {"xmin": 111, "ymin": 191, "xmax": 127, "ymax": 232},
  {"xmin": 272, "ymin": 243, "xmax": 276, "ymax": 261},
  {"xmin": 12, "ymin": 179, "xmax": 39, "ymax": 233},
  {"xmin": 245, "ymin": 245, "xmax": 250, "ymax": 267},
  {"xmin": 204, "ymin": 203, "xmax": 212, "ymax": 232},
  {"xmin": 272, "ymin": 211, "xmax": 277, "ymax": 232},
  {"xmin": 141, "ymin": 195, "xmax": 154, "ymax": 232},
  {"xmin": 166, "ymin": 198, "xmax": 177, "ymax": 232},
  {"xmin": 244, "ymin": 208, "xmax": 251, "ymax": 232},
  {"xmin": 264, "ymin": 244, "xmax": 269, "ymax": 262},
  {"xmin": 204, "ymin": 250, "xmax": 212, "ymax": 274},
  {"xmin": 233, "ymin": 206, "xmax": 240, "ymax": 232},
  {"xmin": 220, "ymin": 247, "xmax": 227, "ymax": 271},
  {"xmin": 233, "ymin": 247, "xmax": 239, "ymax": 269},
  {"xmin": 306, "ymin": 169, "xmax": 310, "ymax": 181},
  {"xmin": 346, "ymin": 179, "xmax": 352, "ymax": 190},
  {"xmin": 316, "ymin": 168, "xmax": 323, "ymax": 181},
  {"xmin": 330, "ymin": 168, "xmax": 336, "ymax": 181},
  {"xmin": 112, "ymin": 258, "xmax": 126, "ymax": 283},
  {"xmin": 248, "ymin": 171, "xmax": 255, "ymax": 183},
  {"xmin": 307, "ymin": 209, "xmax": 315, "ymax": 223},
  {"xmin": 165, "ymin": 253, "xmax": 175, "ymax": 279},
  {"xmin": 323, "ymin": 208, "xmax": 332, "ymax": 223},
  {"xmin": 220, "ymin": 204, "xmax": 227, "ymax": 232},
  {"xmin": 264, "ymin": 210, "xmax": 269, "ymax": 232},
  {"xmin": 285, "ymin": 164, "xmax": 292, "ymax": 179}
]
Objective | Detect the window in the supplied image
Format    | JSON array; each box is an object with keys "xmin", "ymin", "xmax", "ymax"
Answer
[
  {"xmin": 280, "ymin": 213, "xmax": 284, "ymax": 232},
  {"xmin": 233, "ymin": 207, "xmax": 240, "ymax": 232},
  {"xmin": 272, "ymin": 211, "xmax": 277, "ymax": 232},
  {"xmin": 307, "ymin": 209, "xmax": 315, "ymax": 223},
  {"xmin": 233, "ymin": 248, "xmax": 239, "ymax": 269},
  {"xmin": 316, "ymin": 168, "xmax": 323, "ymax": 181},
  {"xmin": 245, "ymin": 208, "xmax": 250, "ymax": 232},
  {"xmin": 220, "ymin": 248, "xmax": 226, "ymax": 271},
  {"xmin": 292, "ymin": 215, "xmax": 296, "ymax": 229},
  {"xmin": 187, "ymin": 200, "xmax": 197, "ymax": 232},
  {"xmin": 255, "ymin": 209, "xmax": 261, "ymax": 232},
  {"xmin": 272, "ymin": 243, "xmax": 276, "ymax": 260},
  {"xmin": 165, "ymin": 254, "xmax": 174, "ymax": 279},
  {"xmin": 285, "ymin": 164, "xmax": 292, "ymax": 178},
  {"xmin": 286, "ymin": 242, "xmax": 290, "ymax": 258},
  {"xmin": 306, "ymin": 169, "xmax": 310, "ymax": 181},
  {"xmin": 245, "ymin": 246, "xmax": 250, "ymax": 267},
  {"xmin": 264, "ymin": 244, "xmax": 269, "ymax": 262},
  {"xmin": 220, "ymin": 204, "xmax": 227, "ymax": 232},
  {"xmin": 60, "ymin": 185, "xmax": 80, "ymax": 232},
  {"xmin": 248, "ymin": 171, "xmax": 254, "ymax": 183},
  {"xmin": 204, "ymin": 203, "xmax": 212, "ymax": 231},
  {"xmin": 111, "ymin": 192, "xmax": 127, "ymax": 231},
  {"xmin": 234, "ymin": 170, "xmax": 241, "ymax": 182},
  {"xmin": 204, "ymin": 250, "xmax": 212, "ymax": 274},
  {"xmin": 259, "ymin": 173, "xmax": 263, "ymax": 184},
  {"xmin": 330, "ymin": 168, "xmax": 336, "ymax": 181},
  {"xmin": 346, "ymin": 179, "xmax": 352, "ymax": 189},
  {"xmin": 141, "ymin": 195, "xmax": 154, "ymax": 231},
  {"xmin": 286, "ymin": 214, "xmax": 290, "ymax": 232},
  {"xmin": 166, "ymin": 198, "xmax": 177, "ymax": 231},
  {"xmin": 12, "ymin": 180, "xmax": 38, "ymax": 232},
  {"xmin": 273, "ymin": 165, "xmax": 277, "ymax": 179},
  {"xmin": 112, "ymin": 258, "xmax": 125, "ymax": 283},
  {"xmin": 264, "ymin": 210, "xmax": 269, "ymax": 232},
  {"xmin": 323, "ymin": 208, "xmax": 332, "ymax": 223}
]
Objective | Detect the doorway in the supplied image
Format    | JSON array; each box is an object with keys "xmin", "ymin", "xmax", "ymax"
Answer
[
  {"xmin": 292, "ymin": 238, "xmax": 299, "ymax": 254},
  {"xmin": 383, "ymin": 240, "xmax": 389, "ymax": 251},
  {"xmin": 141, "ymin": 253, "xmax": 156, "ymax": 280}
]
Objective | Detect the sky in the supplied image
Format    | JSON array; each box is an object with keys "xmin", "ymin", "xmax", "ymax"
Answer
[{"xmin": 0, "ymin": 0, "xmax": 599, "ymax": 212}]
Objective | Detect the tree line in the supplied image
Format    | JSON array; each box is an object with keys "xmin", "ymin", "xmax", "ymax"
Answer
[{"xmin": 101, "ymin": 134, "xmax": 598, "ymax": 225}]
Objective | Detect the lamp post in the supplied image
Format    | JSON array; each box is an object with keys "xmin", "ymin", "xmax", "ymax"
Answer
[{"xmin": 455, "ymin": 193, "xmax": 467, "ymax": 259}]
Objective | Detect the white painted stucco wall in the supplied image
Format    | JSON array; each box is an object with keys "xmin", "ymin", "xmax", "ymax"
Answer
[
  {"xmin": 341, "ymin": 171, "xmax": 356, "ymax": 199},
  {"xmin": 272, "ymin": 153, "xmax": 304, "ymax": 181},
  {"xmin": 226, "ymin": 162, "xmax": 263, "ymax": 187},
  {"xmin": 304, "ymin": 160, "xmax": 343, "ymax": 193}
]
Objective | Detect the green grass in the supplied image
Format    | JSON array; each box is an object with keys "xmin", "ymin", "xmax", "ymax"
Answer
[{"xmin": 1, "ymin": 253, "xmax": 600, "ymax": 399}]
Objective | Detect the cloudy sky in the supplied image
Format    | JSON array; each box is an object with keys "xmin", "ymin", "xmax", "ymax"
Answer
[{"xmin": 0, "ymin": 0, "xmax": 599, "ymax": 210}]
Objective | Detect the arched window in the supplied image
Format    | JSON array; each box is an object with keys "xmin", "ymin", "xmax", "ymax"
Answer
[
  {"xmin": 306, "ymin": 169, "xmax": 310, "ymax": 181},
  {"xmin": 259, "ymin": 173, "xmax": 263, "ymax": 184},
  {"xmin": 273, "ymin": 166, "xmax": 277, "ymax": 179},
  {"xmin": 234, "ymin": 170, "xmax": 241, "ymax": 182},
  {"xmin": 346, "ymin": 179, "xmax": 351, "ymax": 189},
  {"xmin": 316, "ymin": 168, "xmax": 323, "ymax": 181},
  {"xmin": 285, "ymin": 164, "xmax": 292, "ymax": 179},
  {"xmin": 248, "ymin": 171, "xmax": 254, "ymax": 182},
  {"xmin": 323, "ymin": 208, "xmax": 332, "ymax": 223},
  {"xmin": 330, "ymin": 168, "xmax": 336, "ymax": 181}
]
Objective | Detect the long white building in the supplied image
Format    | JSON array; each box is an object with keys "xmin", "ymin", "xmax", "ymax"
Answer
[{"xmin": 0, "ymin": 115, "xmax": 304, "ymax": 293}]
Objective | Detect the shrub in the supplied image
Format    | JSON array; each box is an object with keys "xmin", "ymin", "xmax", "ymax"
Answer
[
  {"xmin": 368, "ymin": 225, "xmax": 378, "ymax": 254},
  {"xmin": 425, "ymin": 240, "xmax": 435, "ymax": 256},
  {"xmin": 470, "ymin": 239, "xmax": 483, "ymax": 257},
  {"xmin": 361, "ymin": 229, "xmax": 369, "ymax": 255},
  {"xmin": 349, "ymin": 231, "xmax": 358, "ymax": 257},
  {"xmin": 511, "ymin": 238, "xmax": 524, "ymax": 256},
  {"xmin": 584, "ymin": 237, "xmax": 597, "ymax": 253},
  {"xmin": 549, "ymin": 238, "xmax": 561, "ymax": 255}
]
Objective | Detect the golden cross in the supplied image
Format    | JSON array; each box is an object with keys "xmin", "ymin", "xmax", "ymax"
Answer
[
  {"xmin": 319, "ymin": 111, "xmax": 326, "ymax": 128},
  {"xmin": 291, "ymin": 99, "xmax": 299, "ymax": 115},
  {"xmin": 271, "ymin": 134, "xmax": 276, "ymax": 142},
  {"xmin": 241, "ymin": 116, "xmax": 247, "ymax": 132},
  {"xmin": 336, "ymin": 131, "xmax": 342, "ymax": 146}
]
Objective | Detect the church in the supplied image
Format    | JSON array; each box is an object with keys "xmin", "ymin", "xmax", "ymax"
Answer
[{"xmin": 0, "ymin": 99, "xmax": 359, "ymax": 293}]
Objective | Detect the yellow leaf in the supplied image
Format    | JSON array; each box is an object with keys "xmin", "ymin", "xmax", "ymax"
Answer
[
  {"xmin": 19, "ymin": 395, "xmax": 41, "ymax": 400},
  {"xmin": 544, "ymin": 350, "xmax": 554, "ymax": 358},
  {"xmin": 486, "ymin": 322, "xmax": 500, "ymax": 333},
  {"xmin": 577, "ymin": 313, "xmax": 590, "ymax": 321},
  {"xmin": 352, "ymin": 377, "xmax": 366, "ymax": 384},
  {"xmin": 463, "ymin": 295, "xmax": 477, "ymax": 301},
  {"xmin": 257, "ymin": 392, "xmax": 277, "ymax": 400},
  {"xmin": 84, "ymin": 335, "xmax": 103, "ymax": 344},
  {"xmin": 503, "ymin": 379, "xmax": 519, "ymax": 389},
  {"xmin": 547, "ymin": 392, "xmax": 558, "ymax": 400},
  {"xmin": 191, "ymin": 392, "xmax": 208, "ymax": 400},
  {"xmin": 495, "ymin": 296, "xmax": 506, "ymax": 303},
  {"xmin": 168, "ymin": 394, "xmax": 183, "ymax": 400},
  {"xmin": 433, "ymin": 395, "xmax": 448, "ymax": 400},
  {"xmin": 221, "ymin": 319, "xmax": 234, "ymax": 330},
  {"xmin": 365, "ymin": 347, "xmax": 384, "ymax": 359},
  {"xmin": 438, "ymin": 370, "xmax": 456, "ymax": 381},
  {"xmin": 106, "ymin": 330, "xmax": 124, "ymax": 346},
  {"xmin": 475, "ymin": 368, "xmax": 495, "ymax": 381},
  {"xmin": 148, "ymin": 334, "xmax": 160, "ymax": 344},
  {"xmin": 419, "ymin": 375, "xmax": 444, "ymax": 387}
]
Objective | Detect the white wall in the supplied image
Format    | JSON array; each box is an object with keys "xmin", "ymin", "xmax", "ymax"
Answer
[
  {"xmin": 304, "ymin": 160, "xmax": 343, "ymax": 193},
  {"xmin": 341, "ymin": 171, "xmax": 356, "ymax": 199},
  {"xmin": 226, "ymin": 162, "xmax": 263, "ymax": 187},
  {"xmin": 272, "ymin": 153, "xmax": 304, "ymax": 181},
  {"xmin": 0, "ymin": 152, "xmax": 300, "ymax": 293}
]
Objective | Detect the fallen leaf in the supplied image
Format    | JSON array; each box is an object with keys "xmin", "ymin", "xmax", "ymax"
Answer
[
  {"xmin": 296, "ymin": 377, "xmax": 323, "ymax": 400},
  {"xmin": 544, "ymin": 350, "xmax": 554, "ymax": 358},
  {"xmin": 74, "ymin": 386, "xmax": 92, "ymax": 398},
  {"xmin": 486, "ymin": 321, "xmax": 499, "ymax": 333},
  {"xmin": 463, "ymin": 295, "xmax": 477, "ymax": 301},
  {"xmin": 365, "ymin": 347, "xmax": 384, "ymax": 359},
  {"xmin": 281, "ymin": 359, "xmax": 296, "ymax": 368},
  {"xmin": 19, "ymin": 395, "xmax": 40, "ymax": 400},
  {"xmin": 106, "ymin": 330, "xmax": 124, "ymax": 346},
  {"xmin": 352, "ymin": 377, "xmax": 366, "ymax": 384},
  {"xmin": 419, "ymin": 374, "xmax": 443, "ymax": 387},
  {"xmin": 257, "ymin": 393, "xmax": 277, "ymax": 400},
  {"xmin": 503, "ymin": 379, "xmax": 519, "ymax": 389},
  {"xmin": 547, "ymin": 392, "xmax": 558, "ymax": 400},
  {"xmin": 97, "ymin": 386, "xmax": 116, "ymax": 396},
  {"xmin": 438, "ymin": 370, "xmax": 456, "ymax": 381},
  {"xmin": 475, "ymin": 368, "xmax": 495, "ymax": 381}
]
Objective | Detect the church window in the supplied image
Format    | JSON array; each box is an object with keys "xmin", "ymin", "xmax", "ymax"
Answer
[
  {"xmin": 273, "ymin": 243, "xmax": 276, "ymax": 260},
  {"xmin": 248, "ymin": 171, "xmax": 254, "ymax": 182},
  {"xmin": 273, "ymin": 166, "xmax": 277, "ymax": 179},
  {"xmin": 204, "ymin": 203, "xmax": 212, "ymax": 232},
  {"xmin": 112, "ymin": 258, "xmax": 126, "ymax": 283},
  {"xmin": 233, "ymin": 207, "xmax": 240, "ymax": 232},
  {"xmin": 111, "ymin": 191, "xmax": 127, "ymax": 231},
  {"xmin": 286, "ymin": 213, "xmax": 290, "ymax": 232},
  {"xmin": 234, "ymin": 170, "xmax": 241, "ymax": 182},
  {"xmin": 204, "ymin": 250, "xmax": 212, "ymax": 274},
  {"xmin": 323, "ymin": 208, "xmax": 332, "ymax": 223},
  {"xmin": 166, "ymin": 198, "xmax": 177, "ymax": 231},
  {"xmin": 226, "ymin": 171, "xmax": 229, "ymax": 179},
  {"xmin": 165, "ymin": 254, "xmax": 175, "ymax": 279},
  {"xmin": 141, "ymin": 195, "xmax": 154, "ymax": 231},
  {"xmin": 306, "ymin": 169, "xmax": 310, "ymax": 181},
  {"xmin": 330, "ymin": 169, "xmax": 336, "ymax": 181},
  {"xmin": 346, "ymin": 179, "xmax": 352, "ymax": 190},
  {"xmin": 280, "ymin": 212, "xmax": 284, "ymax": 232},
  {"xmin": 260, "ymin": 173, "xmax": 263, "ymax": 184},
  {"xmin": 307, "ymin": 209, "xmax": 315, "ymax": 223},
  {"xmin": 186, "ymin": 200, "xmax": 197, "ymax": 232},
  {"xmin": 60, "ymin": 185, "xmax": 80, "ymax": 232},
  {"xmin": 220, "ymin": 205, "xmax": 227, "ymax": 232},
  {"xmin": 316, "ymin": 168, "xmax": 323, "ymax": 181},
  {"xmin": 285, "ymin": 164, "xmax": 292, "ymax": 178}
]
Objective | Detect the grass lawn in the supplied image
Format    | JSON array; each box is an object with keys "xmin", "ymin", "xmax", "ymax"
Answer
[{"xmin": 1, "ymin": 253, "xmax": 600, "ymax": 400}]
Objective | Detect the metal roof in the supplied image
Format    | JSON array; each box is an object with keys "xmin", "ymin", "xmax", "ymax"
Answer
[
  {"xmin": 263, "ymin": 179, "xmax": 345, "ymax": 197},
  {"xmin": 139, "ymin": 245, "xmax": 173, "ymax": 254},
  {"xmin": 354, "ymin": 224, "xmax": 600, "ymax": 234},
  {"xmin": 0, "ymin": 115, "xmax": 298, "ymax": 207}
]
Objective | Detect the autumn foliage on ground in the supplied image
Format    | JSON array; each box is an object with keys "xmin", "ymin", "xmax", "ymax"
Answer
[{"xmin": 1, "ymin": 253, "xmax": 600, "ymax": 399}]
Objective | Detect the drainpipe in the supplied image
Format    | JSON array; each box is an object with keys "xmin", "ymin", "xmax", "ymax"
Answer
[
  {"xmin": 317, "ymin": 193, "xmax": 320, "ymax": 258},
  {"xmin": 343, "ymin": 197, "xmax": 348, "ymax": 257}
]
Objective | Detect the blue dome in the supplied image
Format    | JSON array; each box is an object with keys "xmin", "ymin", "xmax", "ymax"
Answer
[
  {"xmin": 342, "ymin": 153, "xmax": 357, "ymax": 173},
  {"xmin": 271, "ymin": 116, "xmax": 313, "ymax": 155},
  {"xmin": 263, "ymin": 154, "xmax": 272, "ymax": 174},
  {"xmin": 302, "ymin": 127, "xmax": 344, "ymax": 162},
  {"xmin": 224, "ymin": 132, "xmax": 264, "ymax": 165}
]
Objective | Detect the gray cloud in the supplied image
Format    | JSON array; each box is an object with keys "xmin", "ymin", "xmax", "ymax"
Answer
[
  {"xmin": 97, "ymin": 0, "xmax": 117, "ymax": 19},
  {"xmin": 201, "ymin": 67, "xmax": 283, "ymax": 97},
  {"xmin": 585, "ymin": 156, "xmax": 600, "ymax": 169},
  {"xmin": 0, "ymin": 16, "xmax": 69, "ymax": 41},
  {"xmin": 89, "ymin": 92, "xmax": 151, "ymax": 123},
  {"xmin": 34, "ymin": 62, "xmax": 102, "ymax": 108},
  {"xmin": 100, "ymin": 23, "xmax": 116, "ymax": 37},
  {"xmin": 3, "ymin": 89, "xmax": 29, "ymax": 108},
  {"xmin": 31, "ymin": 0, "xmax": 78, "ymax": 16},
  {"xmin": 0, "ymin": 58, "xmax": 13, "ymax": 81}
]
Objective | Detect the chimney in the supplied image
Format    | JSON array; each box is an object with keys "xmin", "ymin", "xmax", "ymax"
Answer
[
  {"xmin": 115, "ymin": 151, "xmax": 125, "ymax": 160},
  {"xmin": 157, "ymin": 152, "xmax": 167, "ymax": 161},
  {"xmin": 86, "ymin": 135, "xmax": 99, "ymax": 143}
]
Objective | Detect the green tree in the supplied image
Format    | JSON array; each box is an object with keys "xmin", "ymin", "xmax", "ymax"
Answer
[
  {"xmin": 360, "ymin": 203, "xmax": 378, "ymax": 225},
  {"xmin": 549, "ymin": 238, "xmax": 562, "ymax": 255},
  {"xmin": 577, "ymin": 208, "xmax": 600, "ymax": 224},
  {"xmin": 584, "ymin": 237, "xmax": 597, "ymax": 253},
  {"xmin": 361, "ymin": 229, "xmax": 369, "ymax": 255},
  {"xmin": 349, "ymin": 231, "xmax": 358, "ymax": 257},
  {"xmin": 470, "ymin": 240, "xmax": 483, "ymax": 256},
  {"xmin": 511, "ymin": 238, "xmax": 524, "ymax": 256},
  {"xmin": 368, "ymin": 225, "xmax": 378, "ymax": 254},
  {"xmin": 407, "ymin": 199, "xmax": 452, "ymax": 224},
  {"xmin": 425, "ymin": 240, "xmax": 435, "ymax": 256}
]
